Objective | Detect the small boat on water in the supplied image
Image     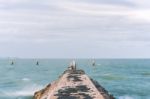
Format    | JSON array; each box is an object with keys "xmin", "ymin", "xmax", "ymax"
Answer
[
  {"xmin": 11, "ymin": 61, "xmax": 14, "ymax": 65},
  {"xmin": 36, "ymin": 61, "xmax": 39, "ymax": 65},
  {"xmin": 92, "ymin": 59, "xmax": 96, "ymax": 66}
]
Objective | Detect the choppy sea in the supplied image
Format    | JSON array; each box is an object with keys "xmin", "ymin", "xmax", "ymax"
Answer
[{"xmin": 0, "ymin": 59, "xmax": 150, "ymax": 99}]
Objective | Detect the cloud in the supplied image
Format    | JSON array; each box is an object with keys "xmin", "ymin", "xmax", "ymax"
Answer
[
  {"xmin": 55, "ymin": 0, "xmax": 150, "ymax": 22},
  {"xmin": 57, "ymin": 1, "xmax": 130, "ymax": 15},
  {"xmin": 128, "ymin": 0, "xmax": 150, "ymax": 7},
  {"xmin": 0, "ymin": 0, "xmax": 150, "ymax": 58},
  {"xmin": 128, "ymin": 9, "xmax": 150, "ymax": 22}
]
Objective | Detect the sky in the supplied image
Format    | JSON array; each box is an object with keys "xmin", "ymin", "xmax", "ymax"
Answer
[{"xmin": 0, "ymin": 0, "xmax": 150, "ymax": 58}]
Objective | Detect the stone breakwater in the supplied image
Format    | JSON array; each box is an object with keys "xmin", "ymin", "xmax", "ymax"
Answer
[{"xmin": 34, "ymin": 69, "xmax": 115, "ymax": 99}]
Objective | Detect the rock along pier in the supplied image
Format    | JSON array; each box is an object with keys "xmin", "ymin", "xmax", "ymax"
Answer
[{"xmin": 34, "ymin": 61, "xmax": 115, "ymax": 99}]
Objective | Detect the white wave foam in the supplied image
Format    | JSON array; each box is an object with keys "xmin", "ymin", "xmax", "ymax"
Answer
[
  {"xmin": 22, "ymin": 78, "xmax": 30, "ymax": 82},
  {"xmin": 103, "ymin": 73, "xmax": 111, "ymax": 76},
  {"xmin": 119, "ymin": 95, "xmax": 134, "ymax": 99},
  {"xmin": 97, "ymin": 64, "xmax": 101, "ymax": 66},
  {"xmin": 2, "ymin": 84, "xmax": 43, "ymax": 97}
]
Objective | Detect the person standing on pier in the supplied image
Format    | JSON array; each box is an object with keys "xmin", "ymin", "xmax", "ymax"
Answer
[{"xmin": 68, "ymin": 60, "xmax": 76, "ymax": 70}]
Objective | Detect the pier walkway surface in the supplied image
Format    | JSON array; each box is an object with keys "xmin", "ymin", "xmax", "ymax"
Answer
[{"xmin": 34, "ymin": 62, "xmax": 114, "ymax": 99}]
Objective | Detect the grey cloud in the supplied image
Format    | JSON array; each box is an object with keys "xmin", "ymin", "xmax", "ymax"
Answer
[{"xmin": 0, "ymin": 0, "xmax": 150, "ymax": 58}]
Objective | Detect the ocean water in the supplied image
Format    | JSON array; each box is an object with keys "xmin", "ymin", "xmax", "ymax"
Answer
[{"xmin": 0, "ymin": 59, "xmax": 150, "ymax": 99}]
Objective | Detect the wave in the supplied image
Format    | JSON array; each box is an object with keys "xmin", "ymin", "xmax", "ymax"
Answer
[
  {"xmin": 94, "ymin": 73, "xmax": 126, "ymax": 81},
  {"xmin": 141, "ymin": 72, "xmax": 150, "ymax": 76},
  {"xmin": 118, "ymin": 95, "xmax": 134, "ymax": 99},
  {"xmin": 22, "ymin": 78, "xmax": 31, "ymax": 82},
  {"xmin": 1, "ymin": 84, "xmax": 43, "ymax": 97}
]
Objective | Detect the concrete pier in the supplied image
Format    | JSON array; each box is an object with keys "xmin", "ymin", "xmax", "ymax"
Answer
[{"xmin": 34, "ymin": 62, "xmax": 114, "ymax": 99}]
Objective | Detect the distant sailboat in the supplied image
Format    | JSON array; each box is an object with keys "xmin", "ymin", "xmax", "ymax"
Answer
[
  {"xmin": 11, "ymin": 61, "xmax": 14, "ymax": 65},
  {"xmin": 92, "ymin": 60, "xmax": 96, "ymax": 66},
  {"xmin": 36, "ymin": 61, "xmax": 39, "ymax": 65}
]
